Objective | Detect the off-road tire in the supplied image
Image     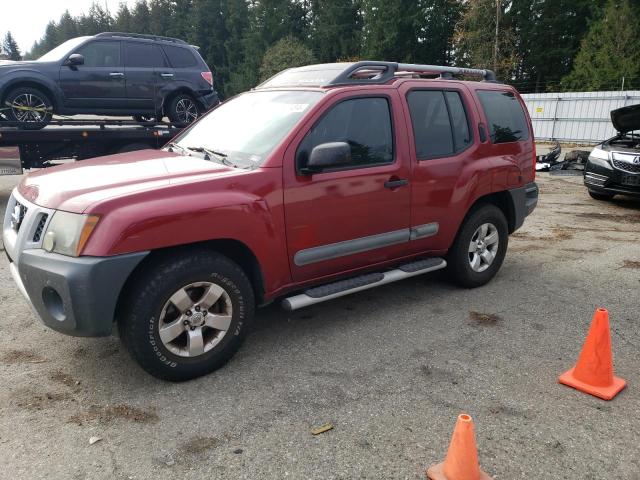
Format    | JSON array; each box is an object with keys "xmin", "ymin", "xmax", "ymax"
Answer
[
  {"xmin": 588, "ymin": 190, "xmax": 615, "ymax": 201},
  {"xmin": 4, "ymin": 86, "xmax": 53, "ymax": 129},
  {"xmin": 118, "ymin": 249, "xmax": 255, "ymax": 381},
  {"xmin": 446, "ymin": 204, "xmax": 508, "ymax": 288}
]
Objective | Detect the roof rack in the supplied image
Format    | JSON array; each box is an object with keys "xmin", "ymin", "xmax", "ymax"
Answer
[
  {"xmin": 257, "ymin": 61, "xmax": 498, "ymax": 89},
  {"xmin": 95, "ymin": 32, "xmax": 187, "ymax": 45}
]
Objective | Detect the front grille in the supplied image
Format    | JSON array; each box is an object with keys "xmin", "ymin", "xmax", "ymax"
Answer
[
  {"xmin": 32, "ymin": 214, "xmax": 49, "ymax": 242},
  {"xmin": 612, "ymin": 158, "xmax": 640, "ymax": 173},
  {"xmin": 10, "ymin": 201, "xmax": 27, "ymax": 232}
]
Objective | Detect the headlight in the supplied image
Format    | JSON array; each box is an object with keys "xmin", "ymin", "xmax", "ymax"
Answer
[
  {"xmin": 42, "ymin": 212, "xmax": 100, "ymax": 257},
  {"xmin": 588, "ymin": 147, "xmax": 612, "ymax": 169}
]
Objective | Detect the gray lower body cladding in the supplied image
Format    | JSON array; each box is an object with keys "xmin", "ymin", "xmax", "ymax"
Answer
[
  {"xmin": 15, "ymin": 250, "xmax": 148, "ymax": 337},
  {"xmin": 507, "ymin": 182, "xmax": 538, "ymax": 232}
]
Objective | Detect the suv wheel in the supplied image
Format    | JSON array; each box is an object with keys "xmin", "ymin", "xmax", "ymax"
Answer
[
  {"xmin": 588, "ymin": 190, "xmax": 615, "ymax": 201},
  {"xmin": 118, "ymin": 250, "xmax": 255, "ymax": 381},
  {"xmin": 446, "ymin": 204, "xmax": 508, "ymax": 288},
  {"xmin": 167, "ymin": 93, "xmax": 200, "ymax": 126},
  {"xmin": 5, "ymin": 87, "xmax": 53, "ymax": 129}
]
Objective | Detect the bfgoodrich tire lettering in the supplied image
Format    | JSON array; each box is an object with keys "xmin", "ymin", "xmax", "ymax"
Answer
[
  {"xmin": 118, "ymin": 250, "xmax": 255, "ymax": 381},
  {"xmin": 446, "ymin": 204, "xmax": 508, "ymax": 288}
]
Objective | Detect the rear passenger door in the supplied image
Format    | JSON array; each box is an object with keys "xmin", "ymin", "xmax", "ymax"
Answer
[
  {"xmin": 124, "ymin": 41, "xmax": 167, "ymax": 111},
  {"xmin": 400, "ymin": 85, "xmax": 478, "ymax": 254}
]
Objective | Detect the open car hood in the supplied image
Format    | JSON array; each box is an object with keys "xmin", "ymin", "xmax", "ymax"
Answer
[{"xmin": 611, "ymin": 104, "xmax": 640, "ymax": 133}]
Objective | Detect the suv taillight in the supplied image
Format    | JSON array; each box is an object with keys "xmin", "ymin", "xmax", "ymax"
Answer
[{"xmin": 201, "ymin": 72, "xmax": 213, "ymax": 86}]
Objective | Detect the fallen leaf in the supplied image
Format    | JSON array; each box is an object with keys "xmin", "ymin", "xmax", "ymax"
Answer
[
  {"xmin": 311, "ymin": 423, "xmax": 334, "ymax": 435},
  {"xmin": 89, "ymin": 436, "xmax": 102, "ymax": 445}
]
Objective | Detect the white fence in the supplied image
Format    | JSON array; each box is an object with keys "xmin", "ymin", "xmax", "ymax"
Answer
[{"xmin": 521, "ymin": 91, "xmax": 640, "ymax": 144}]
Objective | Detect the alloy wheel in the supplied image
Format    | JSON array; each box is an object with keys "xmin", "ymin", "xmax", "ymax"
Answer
[
  {"xmin": 468, "ymin": 222, "xmax": 499, "ymax": 273},
  {"xmin": 10, "ymin": 93, "xmax": 50, "ymax": 123}
]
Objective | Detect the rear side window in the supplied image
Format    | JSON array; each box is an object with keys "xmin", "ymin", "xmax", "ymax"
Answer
[
  {"xmin": 407, "ymin": 90, "xmax": 471, "ymax": 159},
  {"xmin": 162, "ymin": 45, "xmax": 198, "ymax": 68},
  {"xmin": 297, "ymin": 97, "xmax": 394, "ymax": 170},
  {"xmin": 125, "ymin": 42, "xmax": 166, "ymax": 68},
  {"xmin": 75, "ymin": 41, "xmax": 121, "ymax": 67},
  {"xmin": 477, "ymin": 90, "xmax": 529, "ymax": 143}
]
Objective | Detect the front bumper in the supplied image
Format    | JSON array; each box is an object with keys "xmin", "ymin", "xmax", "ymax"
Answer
[
  {"xmin": 584, "ymin": 158, "xmax": 640, "ymax": 198},
  {"xmin": 11, "ymin": 250, "xmax": 148, "ymax": 337}
]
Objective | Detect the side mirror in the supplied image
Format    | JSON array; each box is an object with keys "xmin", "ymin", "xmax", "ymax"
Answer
[
  {"xmin": 305, "ymin": 142, "xmax": 351, "ymax": 173},
  {"xmin": 65, "ymin": 54, "xmax": 84, "ymax": 67}
]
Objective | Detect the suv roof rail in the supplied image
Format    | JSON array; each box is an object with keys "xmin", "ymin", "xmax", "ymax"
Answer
[
  {"xmin": 257, "ymin": 61, "xmax": 498, "ymax": 89},
  {"xmin": 329, "ymin": 61, "xmax": 497, "ymax": 85},
  {"xmin": 95, "ymin": 32, "xmax": 188, "ymax": 45}
]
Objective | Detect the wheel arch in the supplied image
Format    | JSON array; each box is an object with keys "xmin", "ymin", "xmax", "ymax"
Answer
[
  {"xmin": 114, "ymin": 239, "xmax": 266, "ymax": 323},
  {"xmin": 1, "ymin": 80, "xmax": 59, "ymax": 111},
  {"xmin": 464, "ymin": 190, "xmax": 517, "ymax": 234},
  {"xmin": 162, "ymin": 86, "xmax": 201, "ymax": 113}
]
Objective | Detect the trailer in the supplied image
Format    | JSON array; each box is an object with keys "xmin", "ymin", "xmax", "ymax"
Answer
[{"xmin": 0, "ymin": 119, "xmax": 182, "ymax": 175}]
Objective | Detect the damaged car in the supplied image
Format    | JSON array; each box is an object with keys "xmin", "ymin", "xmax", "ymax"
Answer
[{"xmin": 584, "ymin": 104, "xmax": 640, "ymax": 200}]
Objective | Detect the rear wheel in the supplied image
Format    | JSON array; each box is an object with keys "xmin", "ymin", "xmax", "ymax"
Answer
[
  {"xmin": 167, "ymin": 93, "xmax": 200, "ymax": 127},
  {"xmin": 588, "ymin": 190, "xmax": 615, "ymax": 201},
  {"xmin": 5, "ymin": 87, "xmax": 53, "ymax": 129},
  {"xmin": 446, "ymin": 204, "xmax": 508, "ymax": 288},
  {"xmin": 118, "ymin": 250, "xmax": 255, "ymax": 381}
]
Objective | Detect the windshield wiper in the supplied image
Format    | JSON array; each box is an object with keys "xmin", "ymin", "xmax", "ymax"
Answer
[
  {"xmin": 165, "ymin": 142, "xmax": 190, "ymax": 155},
  {"xmin": 186, "ymin": 146, "xmax": 239, "ymax": 168}
]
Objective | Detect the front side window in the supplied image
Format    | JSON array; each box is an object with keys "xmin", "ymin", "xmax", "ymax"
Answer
[
  {"xmin": 477, "ymin": 90, "xmax": 529, "ymax": 144},
  {"xmin": 125, "ymin": 42, "xmax": 165, "ymax": 68},
  {"xmin": 171, "ymin": 90, "xmax": 322, "ymax": 168},
  {"xmin": 75, "ymin": 41, "xmax": 121, "ymax": 67},
  {"xmin": 297, "ymin": 97, "xmax": 394, "ymax": 170}
]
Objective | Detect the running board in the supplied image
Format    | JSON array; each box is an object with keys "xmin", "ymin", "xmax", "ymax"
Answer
[{"xmin": 282, "ymin": 258, "xmax": 447, "ymax": 311}]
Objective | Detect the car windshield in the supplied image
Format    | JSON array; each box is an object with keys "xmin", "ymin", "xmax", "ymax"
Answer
[
  {"xmin": 170, "ymin": 90, "xmax": 323, "ymax": 168},
  {"xmin": 37, "ymin": 37, "xmax": 91, "ymax": 62}
]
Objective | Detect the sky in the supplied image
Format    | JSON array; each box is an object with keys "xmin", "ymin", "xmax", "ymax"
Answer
[{"xmin": 0, "ymin": 0, "xmax": 137, "ymax": 54}]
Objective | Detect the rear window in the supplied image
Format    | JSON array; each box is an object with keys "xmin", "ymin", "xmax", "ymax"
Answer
[
  {"xmin": 477, "ymin": 90, "xmax": 529, "ymax": 143},
  {"xmin": 162, "ymin": 45, "xmax": 198, "ymax": 68},
  {"xmin": 407, "ymin": 90, "xmax": 471, "ymax": 159},
  {"xmin": 125, "ymin": 42, "xmax": 166, "ymax": 68}
]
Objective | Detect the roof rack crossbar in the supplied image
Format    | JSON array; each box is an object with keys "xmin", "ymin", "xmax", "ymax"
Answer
[
  {"xmin": 95, "ymin": 32, "xmax": 187, "ymax": 44},
  {"xmin": 328, "ymin": 61, "xmax": 497, "ymax": 86}
]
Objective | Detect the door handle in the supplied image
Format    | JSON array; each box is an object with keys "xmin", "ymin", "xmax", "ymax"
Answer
[
  {"xmin": 384, "ymin": 178, "xmax": 409, "ymax": 189},
  {"xmin": 109, "ymin": 72, "xmax": 124, "ymax": 77},
  {"xmin": 160, "ymin": 73, "xmax": 174, "ymax": 78}
]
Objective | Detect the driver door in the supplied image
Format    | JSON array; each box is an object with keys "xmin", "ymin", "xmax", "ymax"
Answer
[
  {"xmin": 59, "ymin": 40, "xmax": 125, "ymax": 109},
  {"xmin": 283, "ymin": 90, "xmax": 412, "ymax": 282}
]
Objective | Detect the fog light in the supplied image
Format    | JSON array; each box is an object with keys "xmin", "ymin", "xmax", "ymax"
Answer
[{"xmin": 43, "ymin": 231, "xmax": 56, "ymax": 252}]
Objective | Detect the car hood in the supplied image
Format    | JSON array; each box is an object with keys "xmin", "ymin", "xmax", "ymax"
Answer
[
  {"xmin": 18, "ymin": 149, "xmax": 235, "ymax": 213},
  {"xmin": 611, "ymin": 104, "xmax": 640, "ymax": 133}
]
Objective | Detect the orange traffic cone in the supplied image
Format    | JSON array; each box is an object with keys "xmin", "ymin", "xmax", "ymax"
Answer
[
  {"xmin": 427, "ymin": 414, "xmax": 491, "ymax": 480},
  {"xmin": 558, "ymin": 307, "xmax": 626, "ymax": 400}
]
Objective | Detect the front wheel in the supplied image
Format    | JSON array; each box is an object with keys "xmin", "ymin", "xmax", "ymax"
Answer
[
  {"xmin": 5, "ymin": 86, "xmax": 53, "ymax": 129},
  {"xmin": 118, "ymin": 250, "xmax": 255, "ymax": 381},
  {"xmin": 446, "ymin": 204, "xmax": 508, "ymax": 288}
]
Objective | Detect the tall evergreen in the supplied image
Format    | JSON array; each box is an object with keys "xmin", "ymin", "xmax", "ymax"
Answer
[
  {"xmin": 309, "ymin": 0, "xmax": 362, "ymax": 62},
  {"xmin": 561, "ymin": 0, "xmax": 640, "ymax": 90},
  {"xmin": 3, "ymin": 32, "xmax": 22, "ymax": 61},
  {"xmin": 114, "ymin": 3, "xmax": 134, "ymax": 32},
  {"xmin": 131, "ymin": 0, "xmax": 152, "ymax": 33}
]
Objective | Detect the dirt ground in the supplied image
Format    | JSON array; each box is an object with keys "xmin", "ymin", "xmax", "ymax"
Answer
[{"xmin": 0, "ymin": 168, "xmax": 639, "ymax": 479}]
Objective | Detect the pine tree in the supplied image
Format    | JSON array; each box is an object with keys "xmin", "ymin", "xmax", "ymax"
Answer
[
  {"xmin": 131, "ymin": 0, "xmax": 152, "ymax": 33},
  {"xmin": 114, "ymin": 3, "xmax": 134, "ymax": 32},
  {"xmin": 309, "ymin": 0, "xmax": 362, "ymax": 62},
  {"xmin": 149, "ymin": 0, "xmax": 175, "ymax": 36},
  {"xmin": 418, "ymin": 0, "xmax": 461, "ymax": 65},
  {"xmin": 3, "ymin": 32, "xmax": 22, "ymax": 61},
  {"xmin": 259, "ymin": 35, "xmax": 316, "ymax": 80},
  {"xmin": 561, "ymin": 0, "xmax": 640, "ymax": 90}
]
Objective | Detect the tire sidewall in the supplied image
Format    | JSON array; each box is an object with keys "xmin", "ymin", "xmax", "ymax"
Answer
[
  {"xmin": 6, "ymin": 87, "xmax": 53, "ymax": 129},
  {"xmin": 448, "ymin": 204, "xmax": 509, "ymax": 288},
  {"xmin": 121, "ymin": 254, "xmax": 254, "ymax": 381}
]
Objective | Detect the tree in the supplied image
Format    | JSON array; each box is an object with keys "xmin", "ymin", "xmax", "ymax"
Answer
[
  {"xmin": 453, "ymin": 0, "xmax": 517, "ymax": 78},
  {"xmin": 259, "ymin": 35, "xmax": 317, "ymax": 81},
  {"xmin": 2, "ymin": 32, "xmax": 22, "ymax": 61},
  {"xmin": 417, "ymin": 0, "xmax": 461, "ymax": 65},
  {"xmin": 309, "ymin": 0, "xmax": 362, "ymax": 63},
  {"xmin": 131, "ymin": 0, "xmax": 152, "ymax": 33},
  {"xmin": 114, "ymin": 3, "xmax": 134, "ymax": 32},
  {"xmin": 561, "ymin": 0, "xmax": 640, "ymax": 91}
]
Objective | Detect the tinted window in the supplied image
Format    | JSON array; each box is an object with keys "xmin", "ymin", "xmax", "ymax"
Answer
[
  {"xmin": 162, "ymin": 45, "xmax": 198, "ymax": 68},
  {"xmin": 477, "ymin": 90, "xmax": 529, "ymax": 143},
  {"xmin": 407, "ymin": 90, "xmax": 454, "ymax": 158},
  {"xmin": 75, "ymin": 41, "xmax": 121, "ymax": 67},
  {"xmin": 445, "ymin": 91, "xmax": 472, "ymax": 150},
  {"xmin": 125, "ymin": 42, "xmax": 165, "ymax": 68},
  {"xmin": 297, "ymin": 97, "xmax": 394, "ymax": 170}
]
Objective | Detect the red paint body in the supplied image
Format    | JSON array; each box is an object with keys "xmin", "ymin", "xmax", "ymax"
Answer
[{"xmin": 19, "ymin": 79, "xmax": 534, "ymax": 302}]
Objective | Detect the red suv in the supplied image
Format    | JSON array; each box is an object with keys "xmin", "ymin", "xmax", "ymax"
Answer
[{"xmin": 3, "ymin": 62, "xmax": 538, "ymax": 380}]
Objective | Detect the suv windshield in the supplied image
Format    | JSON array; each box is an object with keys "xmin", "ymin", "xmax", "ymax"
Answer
[
  {"xmin": 37, "ymin": 37, "xmax": 91, "ymax": 62},
  {"xmin": 170, "ymin": 90, "xmax": 323, "ymax": 168}
]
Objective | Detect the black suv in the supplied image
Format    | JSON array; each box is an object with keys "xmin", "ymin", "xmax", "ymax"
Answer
[{"xmin": 0, "ymin": 32, "xmax": 219, "ymax": 129}]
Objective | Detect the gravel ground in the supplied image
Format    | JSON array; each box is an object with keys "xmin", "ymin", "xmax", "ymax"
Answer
[{"xmin": 0, "ymin": 163, "xmax": 639, "ymax": 479}]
